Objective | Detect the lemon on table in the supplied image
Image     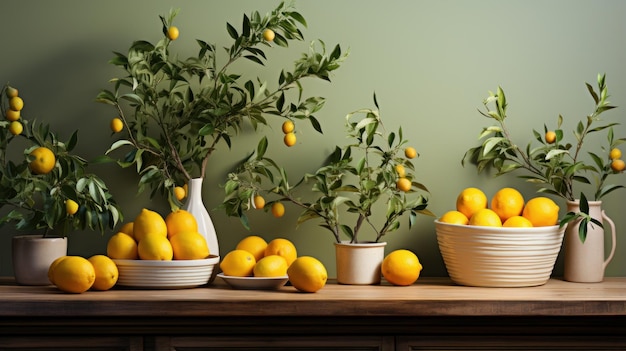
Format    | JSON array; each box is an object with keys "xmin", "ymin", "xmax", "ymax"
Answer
[
  {"xmin": 381, "ymin": 249, "xmax": 422, "ymax": 286},
  {"xmin": 165, "ymin": 209, "xmax": 198, "ymax": 238},
  {"xmin": 88, "ymin": 255, "xmax": 119, "ymax": 291},
  {"xmin": 490, "ymin": 187, "xmax": 525, "ymax": 222},
  {"xmin": 48, "ymin": 256, "xmax": 69, "ymax": 285},
  {"xmin": 106, "ymin": 232, "xmax": 138, "ymax": 260},
  {"xmin": 456, "ymin": 187, "xmax": 487, "ymax": 219},
  {"xmin": 253, "ymin": 255, "xmax": 288, "ymax": 277},
  {"xmin": 522, "ymin": 197, "xmax": 559, "ymax": 227},
  {"xmin": 52, "ymin": 256, "xmax": 95, "ymax": 293},
  {"xmin": 287, "ymin": 256, "xmax": 327, "ymax": 293},
  {"xmin": 138, "ymin": 233, "xmax": 173, "ymax": 260},
  {"xmin": 439, "ymin": 210, "xmax": 469, "ymax": 225},
  {"xmin": 236, "ymin": 235, "xmax": 268, "ymax": 262},
  {"xmin": 469, "ymin": 208, "xmax": 502, "ymax": 227},
  {"xmin": 170, "ymin": 231, "xmax": 209, "ymax": 260},
  {"xmin": 264, "ymin": 238, "xmax": 297, "ymax": 266},
  {"xmin": 133, "ymin": 208, "xmax": 167, "ymax": 242},
  {"xmin": 220, "ymin": 249, "xmax": 256, "ymax": 277}
]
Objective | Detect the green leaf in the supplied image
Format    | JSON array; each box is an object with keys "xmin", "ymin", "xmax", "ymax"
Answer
[
  {"xmin": 226, "ymin": 22, "xmax": 238, "ymax": 39},
  {"xmin": 105, "ymin": 140, "xmax": 133, "ymax": 154}
]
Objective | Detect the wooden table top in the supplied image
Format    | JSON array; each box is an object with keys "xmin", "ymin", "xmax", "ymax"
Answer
[{"xmin": 1, "ymin": 277, "xmax": 625, "ymax": 318}]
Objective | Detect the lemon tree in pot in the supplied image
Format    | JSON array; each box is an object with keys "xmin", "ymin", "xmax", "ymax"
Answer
[
  {"xmin": 0, "ymin": 84, "xmax": 122, "ymax": 285},
  {"xmin": 462, "ymin": 74, "xmax": 625, "ymax": 282},
  {"xmin": 222, "ymin": 95, "xmax": 434, "ymax": 284},
  {"xmin": 96, "ymin": 3, "xmax": 347, "ymax": 258}
]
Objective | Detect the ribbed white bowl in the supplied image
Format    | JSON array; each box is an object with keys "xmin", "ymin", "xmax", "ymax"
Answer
[
  {"xmin": 113, "ymin": 255, "xmax": 219, "ymax": 289},
  {"xmin": 435, "ymin": 220, "xmax": 565, "ymax": 287}
]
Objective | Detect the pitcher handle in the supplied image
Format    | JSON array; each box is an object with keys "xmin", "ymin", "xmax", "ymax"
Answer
[{"xmin": 602, "ymin": 210, "xmax": 617, "ymax": 270}]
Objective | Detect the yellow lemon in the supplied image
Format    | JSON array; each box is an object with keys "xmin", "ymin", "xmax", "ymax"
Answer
[
  {"xmin": 133, "ymin": 208, "xmax": 167, "ymax": 242},
  {"xmin": 253, "ymin": 195, "xmax": 265, "ymax": 209},
  {"xmin": 28, "ymin": 146, "xmax": 56, "ymax": 175},
  {"xmin": 5, "ymin": 109, "xmax": 20, "ymax": 121},
  {"xmin": 287, "ymin": 256, "xmax": 327, "ymax": 293},
  {"xmin": 264, "ymin": 238, "xmax": 297, "ymax": 266},
  {"xmin": 469, "ymin": 208, "xmax": 502, "ymax": 227},
  {"xmin": 271, "ymin": 202, "xmax": 285, "ymax": 218},
  {"xmin": 170, "ymin": 231, "xmax": 210, "ymax": 260},
  {"xmin": 284, "ymin": 132, "xmax": 296, "ymax": 147},
  {"xmin": 381, "ymin": 249, "xmax": 422, "ymax": 286},
  {"xmin": 9, "ymin": 96, "xmax": 23, "ymax": 111},
  {"xmin": 396, "ymin": 177, "xmax": 411, "ymax": 192},
  {"xmin": 490, "ymin": 187, "xmax": 525, "ymax": 222},
  {"xmin": 110, "ymin": 117, "xmax": 123, "ymax": 133},
  {"xmin": 611, "ymin": 159, "xmax": 625, "ymax": 172},
  {"xmin": 522, "ymin": 197, "xmax": 560, "ymax": 227},
  {"xmin": 174, "ymin": 186, "xmax": 186, "ymax": 201},
  {"xmin": 167, "ymin": 26, "xmax": 179, "ymax": 40},
  {"xmin": 5, "ymin": 86, "xmax": 18, "ymax": 98},
  {"xmin": 138, "ymin": 233, "xmax": 173, "ymax": 260},
  {"xmin": 52, "ymin": 256, "xmax": 95, "ymax": 294},
  {"xmin": 88, "ymin": 255, "xmax": 119, "ymax": 291},
  {"xmin": 545, "ymin": 130, "xmax": 556, "ymax": 144},
  {"xmin": 395, "ymin": 164, "xmax": 406, "ymax": 177},
  {"xmin": 503, "ymin": 215, "xmax": 534, "ymax": 227},
  {"xmin": 262, "ymin": 28, "xmax": 275, "ymax": 42},
  {"xmin": 439, "ymin": 210, "xmax": 469, "ymax": 225},
  {"xmin": 165, "ymin": 209, "xmax": 198, "ymax": 238},
  {"xmin": 65, "ymin": 199, "xmax": 79, "ymax": 215},
  {"xmin": 236, "ymin": 235, "xmax": 268, "ymax": 262},
  {"xmin": 281, "ymin": 120, "xmax": 294, "ymax": 134},
  {"xmin": 253, "ymin": 255, "xmax": 288, "ymax": 277},
  {"xmin": 455, "ymin": 187, "xmax": 487, "ymax": 219},
  {"xmin": 610, "ymin": 148, "xmax": 622, "ymax": 160},
  {"xmin": 9, "ymin": 121, "xmax": 23, "ymax": 135},
  {"xmin": 220, "ymin": 249, "xmax": 256, "ymax": 277},
  {"xmin": 404, "ymin": 147, "xmax": 417, "ymax": 159},
  {"xmin": 106, "ymin": 232, "xmax": 138, "ymax": 260},
  {"xmin": 118, "ymin": 222, "xmax": 134, "ymax": 239},
  {"xmin": 48, "ymin": 256, "xmax": 69, "ymax": 285}
]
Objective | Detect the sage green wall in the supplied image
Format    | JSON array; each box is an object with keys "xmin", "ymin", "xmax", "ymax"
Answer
[{"xmin": 1, "ymin": 0, "xmax": 625, "ymax": 278}]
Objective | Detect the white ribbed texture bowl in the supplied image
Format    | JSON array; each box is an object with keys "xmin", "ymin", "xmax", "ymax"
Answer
[
  {"xmin": 435, "ymin": 220, "xmax": 565, "ymax": 287},
  {"xmin": 113, "ymin": 255, "xmax": 219, "ymax": 289}
]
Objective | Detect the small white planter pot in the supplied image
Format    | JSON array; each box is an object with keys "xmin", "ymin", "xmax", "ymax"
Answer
[
  {"xmin": 12, "ymin": 235, "xmax": 68, "ymax": 285},
  {"xmin": 334, "ymin": 241, "xmax": 387, "ymax": 285}
]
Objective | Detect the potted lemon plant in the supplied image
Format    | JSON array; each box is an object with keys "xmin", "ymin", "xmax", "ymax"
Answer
[
  {"xmin": 462, "ymin": 74, "xmax": 625, "ymax": 282},
  {"xmin": 221, "ymin": 95, "xmax": 434, "ymax": 284},
  {"xmin": 0, "ymin": 84, "xmax": 123, "ymax": 285},
  {"xmin": 96, "ymin": 3, "xmax": 347, "ymax": 258}
]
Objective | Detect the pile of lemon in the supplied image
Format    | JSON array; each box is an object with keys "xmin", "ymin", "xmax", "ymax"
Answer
[
  {"xmin": 440, "ymin": 187, "xmax": 560, "ymax": 227},
  {"xmin": 48, "ymin": 255, "xmax": 119, "ymax": 294},
  {"xmin": 221, "ymin": 235, "xmax": 328, "ymax": 293},
  {"xmin": 106, "ymin": 208, "xmax": 209, "ymax": 261}
]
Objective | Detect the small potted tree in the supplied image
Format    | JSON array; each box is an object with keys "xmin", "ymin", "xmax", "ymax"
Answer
[
  {"xmin": 1, "ymin": 84, "xmax": 122, "ymax": 285},
  {"xmin": 221, "ymin": 95, "xmax": 434, "ymax": 284}
]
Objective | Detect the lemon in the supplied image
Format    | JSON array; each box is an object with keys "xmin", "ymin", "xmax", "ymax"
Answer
[
  {"xmin": 381, "ymin": 249, "xmax": 422, "ymax": 286},
  {"xmin": 287, "ymin": 256, "xmax": 327, "ymax": 293},
  {"xmin": 395, "ymin": 164, "xmax": 406, "ymax": 177},
  {"xmin": 88, "ymin": 255, "xmax": 119, "ymax": 291},
  {"xmin": 118, "ymin": 222, "xmax": 134, "ymax": 239},
  {"xmin": 455, "ymin": 187, "xmax": 487, "ymax": 219},
  {"xmin": 52, "ymin": 256, "xmax": 95, "ymax": 293},
  {"xmin": 545, "ymin": 131, "xmax": 556, "ymax": 144},
  {"xmin": 253, "ymin": 195, "xmax": 265, "ymax": 209},
  {"xmin": 253, "ymin": 255, "xmax": 288, "ymax": 277},
  {"xmin": 404, "ymin": 147, "xmax": 417, "ymax": 159},
  {"xmin": 48, "ymin": 256, "xmax": 69, "ymax": 285},
  {"xmin": 522, "ymin": 197, "xmax": 559, "ymax": 227},
  {"xmin": 65, "ymin": 199, "xmax": 79, "ymax": 215},
  {"xmin": 133, "ymin": 208, "xmax": 167, "ymax": 242},
  {"xmin": 5, "ymin": 86, "xmax": 18, "ymax": 98},
  {"xmin": 284, "ymin": 132, "xmax": 296, "ymax": 147},
  {"xmin": 110, "ymin": 117, "xmax": 123, "ymax": 133},
  {"xmin": 9, "ymin": 121, "xmax": 23, "ymax": 135},
  {"xmin": 611, "ymin": 159, "xmax": 625, "ymax": 172},
  {"xmin": 396, "ymin": 177, "xmax": 411, "ymax": 192},
  {"xmin": 439, "ymin": 210, "xmax": 469, "ymax": 225},
  {"xmin": 271, "ymin": 202, "xmax": 285, "ymax": 218},
  {"xmin": 170, "ymin": 231, "xmax": 209, "ymax": 260},
  {"xmin": 503, "ymin": 215, "xmax": 533, "ymax": 227},
  {"xmin": 138, "ymin": 233, "xmax": 173, "ymax": 260},
  {"xmin": 236, "ymin": 235, "xmax": 268, "ymax": 262},
  {"xmin": 220, "ymin": 249, "xmax": 256, "ymax": 277},
  {"xmin": 262, "ymin": 28, "xmax": 275, "ymax": 42},
  {"xmin": 281, "ymin": 120, "xmax": 294, "ymax": 134},
  {"xmin": 490, "ymin": 187, "xmax": 525, "ymax": 222},
  {"xmin": 264, "ymin": 238, "xmax": 297, "ymax": 266},
  {"xmin": 469, "ymin": 208, "xmax": 502, "ymax": 227},
  {"xmin": 167, "ymin": 26, "xmax": 179, "ymax": 40},
  {"xmin": 9, "ymin": 96, "xmax": 23, "ymax": 111},
  {"xmin": 5, "ymin": 109, "xmax": 20, "ymax": 122},
  {"xmin": 165, "ymin": 209, "xmax": 198, "ymax": 238},
  {"xmin": 106, "ymin": 232, "xmax": 138, "ymax": 260},
  {"xmin": 174, "ymin": 186, "xmax": 186, "ymax": 201},
  {"xmin": 609, "ymin": 148, "xmax": 622, "ymax": 160},
  {"xmin": 28, "ymin": 147, "xmax": 56, "ymax": 175}
]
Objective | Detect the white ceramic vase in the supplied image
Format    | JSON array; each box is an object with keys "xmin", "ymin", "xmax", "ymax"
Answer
[
  {"xmin": 182, "ymin": 178, "xmax": 220, "ymax": 258},
  {"xmin": 564, "ymin": 200, "xmax": 616, "ymax": 283},
  {"xmin": 12, "ymin": 235, "xmax": 68, "ymax": 285},
  {"xmin": 334, "ymin": 241, "xmax": 386, "ymax": 285}
]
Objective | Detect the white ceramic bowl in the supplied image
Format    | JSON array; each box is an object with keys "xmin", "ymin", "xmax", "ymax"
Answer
[
  {"xmin": 113, "ymin": 255, "xmax": 219, "ymax": 289},
  {"xmin": 435, "ymin": 220, "xmax": 565, "ymax": 287},
  {"xmin": 217, "ymin": 273, "xmax": 289, "ymax": 290}
]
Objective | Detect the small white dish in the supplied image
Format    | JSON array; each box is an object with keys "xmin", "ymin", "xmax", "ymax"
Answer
[{"xmin": 217, "ymin": 273, "xmax": 289, "ymax": 290}]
